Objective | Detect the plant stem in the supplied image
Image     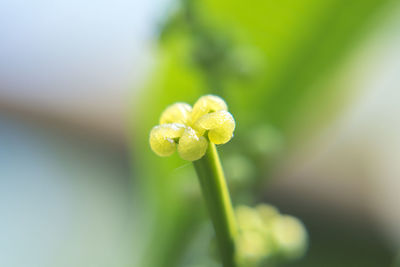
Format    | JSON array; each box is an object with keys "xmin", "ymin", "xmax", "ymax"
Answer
[{"xmin": 193, "ymin": 142, "xmax": 238, "ymax": 267}]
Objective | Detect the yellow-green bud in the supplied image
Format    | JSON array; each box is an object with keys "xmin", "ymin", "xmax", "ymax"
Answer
[
  {"xmin": 195, "ymin": 110, "xmax": 235, "ymax": 144},
  {"xmin": 190, "ymin": 95, "xmax": 228, "ymax": 123},
  {"xmin": 177, "ymin": 127, "xmax": 208, "ymax": 161},
  {"xmin": 271, "ymin": 215, "xmax": 308, "ymax": 260},
  {"xmin": 149, "ymin": 123, "xmax": 185, "ymax": 157},
  {"xmin": 160, "ymin": 102, "xmax": 192, "ymax": 125}
]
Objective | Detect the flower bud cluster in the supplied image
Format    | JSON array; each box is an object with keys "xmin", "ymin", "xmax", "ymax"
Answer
[
  {"xmin": 150, "ymin": 95, "xmax": 235, "ymax": 161},
  {"xmin": 235, "ymin": 204, "xmax": 308, "ymax": 266}
]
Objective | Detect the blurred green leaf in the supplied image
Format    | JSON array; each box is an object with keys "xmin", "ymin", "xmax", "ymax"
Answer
[{"xmin": 130, "ymin": 0, "xmax": 395, "ymax": 266}]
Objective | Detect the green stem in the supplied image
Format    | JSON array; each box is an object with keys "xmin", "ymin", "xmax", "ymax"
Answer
[{"xmin": 193, "ymin": 142, "xmax": 238, "ymax": 267}]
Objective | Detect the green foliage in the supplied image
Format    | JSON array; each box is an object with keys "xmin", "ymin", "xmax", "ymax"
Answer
[{"xmin": 130, "ymin": 0, "xmax": 394, "ymax": 266}]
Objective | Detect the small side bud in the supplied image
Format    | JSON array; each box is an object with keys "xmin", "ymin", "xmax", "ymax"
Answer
[
  {"xmin": 236, "ymin": 205, "xmax": 264, "ymax": 231},
  {"xmin": 196, "ymin": 110, "xmax": 235, "ymax": 144},
  {"xmin": 191, "ymin": 95, "xmax": 228, "ymax": 123},
  {"xmin": 149, "ymin": 123, "xmax": 185, "ymax": 156},
  {"xmin": 160, "ymin": 103, "xmax": 192, "ymax": 124},
  {"xmin": 177, "ymin": 127, "xmax": 208, "ymax": 161},
  {"xmin": 256, "ymin": 204, "xmax": 280, "ymax": 223},
  {"xmin": 271, "ymin": 215, "xmax": 308, "ymax": 260}
]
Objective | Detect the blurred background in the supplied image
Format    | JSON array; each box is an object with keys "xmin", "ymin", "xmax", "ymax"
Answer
[{"xmin": 1, "ymin": 0, "xmax": 400, "ymax": 266}]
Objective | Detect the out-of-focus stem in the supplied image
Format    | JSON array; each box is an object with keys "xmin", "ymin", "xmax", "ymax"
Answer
[{"xmin": 193, "ymin": 142, "xmax": 238, "ymax": 267}]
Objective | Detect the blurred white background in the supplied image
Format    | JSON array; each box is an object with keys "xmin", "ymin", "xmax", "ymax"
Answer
[
  {"xmin": 272, "ymin": 3, "xmax": 400, "ymax": 249},
  {"xmin": 0, "ymin": 0, "xmax": 171, "ymax": 139},
  {"xmin": 0, "ymin": 1, "xmax": 168, "ymax": 266},
  {"xmin": 0, "ymin": 0, "xmax": 399, "ymax": 266}
]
